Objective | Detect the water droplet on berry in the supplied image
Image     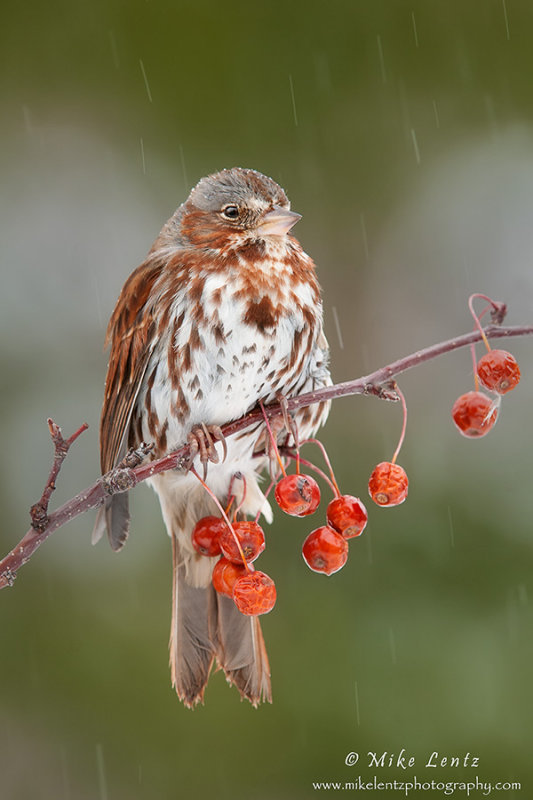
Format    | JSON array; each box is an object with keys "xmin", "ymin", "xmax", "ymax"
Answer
[
  {"xmin": 326, "ymin": 495, "xmax": 368, "ymax": 539},
  {"xmin": 275, "ymin": 473, "xmax": 321, "ymax": 517},
  {"xmin": 302, "ymin": 526, "xmax": 349, "ymax": 575},
  {"xmin": 212, "ymin": 557, "xmax": 250, "ymax": 596},
  {"xmin": 451, "ymin": 391, "xmax": 498, "ymax": 438},
  {"xmin": 476, "ymin": 349, "xmax": 521, "ymax": 394},
  {"xmin": 219, "ymin": 520, "xmax": 265, "ymax": 564},
  {"xmin": 368, "ymin": 462, "xmax": 409, "ymax": 507},
  {"xmin": 191, "ymin": 515, "xmax": 226, "ymax": 557},
  {"xmin": 232, "ymin": 571, "xmax": 276, "ymax": 615}
]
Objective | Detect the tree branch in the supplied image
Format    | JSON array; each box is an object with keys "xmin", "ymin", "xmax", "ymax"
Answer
[
  {"xmin": 1, "ymin": 322, "xmax": 532, "ymax": 590},
  {"xmin": 29, "ymin": 419, "xmax": 89, "ymax": 532}
]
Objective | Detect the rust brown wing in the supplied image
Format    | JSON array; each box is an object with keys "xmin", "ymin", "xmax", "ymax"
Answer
[{"xmin": 93, "ymin": 257, "xmax": 164, "ymax": 551}]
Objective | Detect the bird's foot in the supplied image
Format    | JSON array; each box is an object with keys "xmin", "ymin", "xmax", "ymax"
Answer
[
  {"xmin": 264, "ymin": 415, "xmax": 286, "ymax": 465},
  {"xmin": 276, "ymin": 393, "xmax": 299, "ymax": 449},
  {"xmin": 258, "ymin": 395, "xmax": 299, "ymax": 475},
  {"xmin": 187, "ymin": 423, "xmax": 227, "ymax": 479}
]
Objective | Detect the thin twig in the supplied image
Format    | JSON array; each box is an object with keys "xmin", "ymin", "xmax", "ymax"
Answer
[
  {"xmin": 1, "ymin": 322, "xmax": 532, "ymax": 590},
  {"xmin": 390, "ymin": 385, "xmax": 407, "ymax": 466},
  {"xmin": 30, "ymin": 420, "xmax": 89, "ymax": 531},
  {"xmin": 281, "ymin": 449, "xmax": 339, "ymax": 498}
]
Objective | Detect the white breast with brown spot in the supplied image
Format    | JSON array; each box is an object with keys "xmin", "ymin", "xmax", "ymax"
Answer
[{"xmin": 136, "ymin": 239, "xmax": 330, "ymax": 557}]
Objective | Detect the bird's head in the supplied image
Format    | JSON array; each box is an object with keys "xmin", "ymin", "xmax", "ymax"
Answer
[{"xmin": 179, "ymin": 167, "xmax": 301, "ymax": 250}]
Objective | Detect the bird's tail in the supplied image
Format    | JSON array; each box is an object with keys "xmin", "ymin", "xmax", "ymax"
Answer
[
  {"xmin": 169, "ymin": 531, "xmax": 271, "ymax": 707},
  {"xmin": 163, "ymin": 479, "xmax": 272, "ymax": 708}
]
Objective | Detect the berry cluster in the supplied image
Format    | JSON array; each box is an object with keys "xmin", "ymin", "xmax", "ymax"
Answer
[
  {"xmin": 452, "ymin": 295, "xmax": 521, "ymax": 438},
  {"xmin": 192, "ymin": 513, "xmax": 275, "ymax": 614},
  {"xmin": 190, "ymin": 393, "xmax": 410, "ymax": 616},
  {"xmin": 191, "ymin": 472, "xmax": 372, "ymax": 614},
  {"xmin": 188, "ymin": 294, "xmax": 522, "ymax": 620},
  {"xmin": 274, "ymin": 471, "xmax": 368, "ymax": 575}
]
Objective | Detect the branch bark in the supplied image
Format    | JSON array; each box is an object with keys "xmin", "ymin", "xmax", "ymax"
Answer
[
  {"xmin": 1, "ymin": 322, "xmax": 532, "ymax": 590},
  {"xmin": 29, "ymin": 419, "xmax": 89, "ymax": 532}
]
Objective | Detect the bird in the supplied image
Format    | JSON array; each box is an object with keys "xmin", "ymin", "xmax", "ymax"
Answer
[{"xmin": 94, "ymin": 167, "xmax": 331, "ymax": 707}]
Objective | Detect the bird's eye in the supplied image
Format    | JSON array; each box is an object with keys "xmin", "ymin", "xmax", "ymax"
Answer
[{"xmin": 222, "ymin": 205, "xmax": 240, "ymax": 220}]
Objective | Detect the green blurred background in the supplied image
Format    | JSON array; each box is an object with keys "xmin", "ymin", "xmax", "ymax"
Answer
[{"xmin": 1, "ymin": 1, "xmax": 533, "ymax": 797}]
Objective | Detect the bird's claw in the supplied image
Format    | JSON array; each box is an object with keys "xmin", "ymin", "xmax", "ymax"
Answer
[
  {"xmin": 265, "ymin": 415, "xmax": 286, "ymax": 465},
  {"xmin": 276, "ymin": 393, "xmax": 299, "ymax": 449},
  {"xmin": 258, "ymin": 394, "xmax": 299, "ymax": 470},
  {"xmin": 188, "ymin": 423, "xmax": 227, "ymax": 479}
]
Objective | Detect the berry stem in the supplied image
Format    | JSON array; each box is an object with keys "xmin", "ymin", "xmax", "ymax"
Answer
[
  {"xmin": 281, "ymin": 450, "xmax": 339, "ymax": 497},
  {"xmin": 390, "ymin": 384, "xmax": 408, "ymax": 466},
  {"xmin": 277, "ymin": 393, "xmax": 302, "ymax": 474},
  {"xmin": 468, "ymin": 294, "xmax": 494, "ymax": 353},
  {"xmin": 189, "ymin": 467, "xmax": 250, "ymax": 571},
  {"xmin": 225, "ymin": 495, "xmax": 235, "ymax": 516},
  {"xmin": 259, "ymin": 400, "xmax": 287, "ymax": 477},
  {"xmin": 254, "ymin": 477, "xmax": 275, "ymax": 524},
  {"xmin": 299, "ymin": 438, "xmax": 341, "ymax": 497},
  {"xmin": 233, "ymin": 474, "xmax": 248, "ymax": 519},
  {"xmin": 470, "ymin": 343, "xmax": 480, "ymax": 392}
]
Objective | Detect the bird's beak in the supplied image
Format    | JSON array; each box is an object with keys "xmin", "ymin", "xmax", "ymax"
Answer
[{"xmin": 255, "ymin": 206, "xmax": 302, "ymax": 237}]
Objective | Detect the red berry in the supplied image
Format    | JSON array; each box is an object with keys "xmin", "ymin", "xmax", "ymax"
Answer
[
  {"xmin": 219, "ymin": 520, "xmax": 266, "ymax": 564},
  {"xmin": 302, "ymin": 526, "xmax": 348, "ymax": 575},
  {"xmin": 476, "ymin": 349, "xmax": 521, "ymax": 394},
  {"xmin": 368, "ymin": 462, "xmax": 409, "ymax": 507},
  {"xmin": 232, "ymin": 571, "xmax": 277, "ymax": 616},
  {"xmin": 275, "ymin": 473, "xmax": 321, "ymax": 517},
  {"xmin": 191, "ymin": 515, "xmax": 227, "ymax": 557},
  {"xmin": 212, "ymin": 557, "xmax": 250, "ymax": 596},
  {"xmin": 451, "ymin": 391, "xmax": 498, "ymax": 438},
  {"xmin": 326, "ymin": 495, "xmax": 368, "ymax": 539}
]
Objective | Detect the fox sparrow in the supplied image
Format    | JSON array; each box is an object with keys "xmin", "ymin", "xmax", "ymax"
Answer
[{"xmin": 94, "ymin": 167, "xmax": 331, "ymax": 707}]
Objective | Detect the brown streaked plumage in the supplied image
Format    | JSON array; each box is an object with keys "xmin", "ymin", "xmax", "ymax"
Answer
[{"xmin": 95, "ymin": 167, "xmax": 331, "ymax": 707}]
